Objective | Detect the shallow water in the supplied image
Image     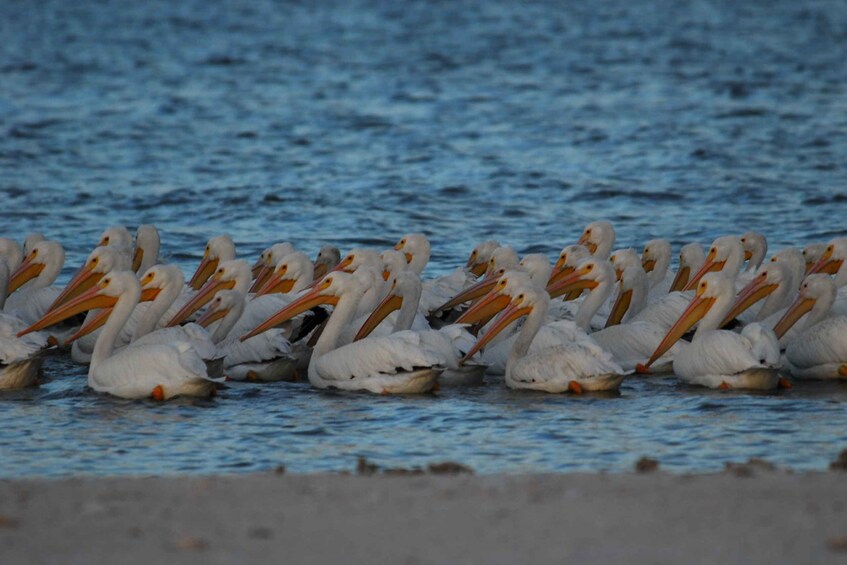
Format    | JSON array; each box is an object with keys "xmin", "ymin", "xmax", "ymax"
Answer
[{"xmin": 1, "ymin": 0, "xmax": 847, "ymax": 476}]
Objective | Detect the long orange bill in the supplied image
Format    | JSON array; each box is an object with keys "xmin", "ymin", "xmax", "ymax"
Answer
[
  {"xmin": 605, "ymin": 287, "xmax": 633, "ymax": 328},
  {"xmin": 257, "ymin": 272, "xmax": 295, "ymax": 296},
  {"xmin": 460, "ymin": 301, "xmax": 532, "ymax": 363},
  {"xmin": 8, "ymin": 256, "xmax": 44, "ymax": 294},
  {"xmin": 251, "ymin": 257, "xmax": 265, "ymax": 279},
  {"xmin": 669, "ymin": 265, "xmax": 690, "ymax": 293},
  {"xmin": 435, "ymin": 274, "xmax": 500, "ymax": 312},
  {"xmin": 546, "ymin": 270, "xmax": 598, "ymax": 300},
  {"xmin": 743, "ymin": 250, "xmax": 753, "ymax": 261},
  {"xmin": 638, "ymin": 293, "xmax": 715, "ymax": 372},
  {"xmin": 772, "ymin": 297, "xmax": 815, "ymax": 339},
  {"xmin": 719, "ymin": 276, "xmax": 777, "ymax": 328},
  {"xmin": 188, "ymin": 256, "xmax": 218, "ymax": 290},
  {"xmin": 546, "ymin": 264, "xmax": 575, "ymax": 288},
  {"xmin": 577, "ymin": 234, "xmax": 598, "ymax": 255},
  {"xmin": 196, "ymin": 307, "xmax": 229, "ymax": 329},
  {"xmin": 240, "ymin": 286, "xmax": 338, "ymax": 341},
  {"xmin": 249, "ymin": 265, "xmax": 272, "ymax": 294},
  {"xmin": 18, "ymin": 284, "xmax": 118, "ymax": 337},
  {"xmin": 132, "ymin": 247, "xmax": 144, "ymax": 273},
  {"xmin": 455, "ymin": 291, "xmax": 511, "ymax": 325},
  {"xmin": 166, "ymin": 278, "xmax": 233, "ymax": 327},
  {"xmin": 354, "ymin": 293, "xmax": 403, "ymax": 341},
  {"xmin": 63, "ymin": 308, "xmax": 111, "ymax": 345},
  {"xmin": 809, "ymin": 254, "xmax": 842, "ymax": 276},
  {"xmin": 467, "ymin": 260, "xmax": 487, "ymax": 278},
  {"xmin": 47, "ymin": 264, "xmax": 103, "ymax": 311},
  {"xmin": 683, "ymin": 259, "xmax": 725, "ymax": 291}
]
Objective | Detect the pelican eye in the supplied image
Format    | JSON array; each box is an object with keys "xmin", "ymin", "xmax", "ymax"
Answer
[
  {"xmin": 586, "ymin": 229, "xmax": 592, "ymax": 235},
  {"xmin": 741, "ymin": 237, "xmax": 746, "ymax": 243},
  {"xmin": 31, "ymin": 249, "xmax": 38, "ymax": 257},
  {"xmin": 517, "ymin": 294, "xmax": 524, "ymax": 301},
  {"xmin": 325, "ymin": 277, "xmax": 333, "ymax": 284},
  {"xmin": 400, "ymin": 239, "xmax": 406, "ymax": 245},
  {"xmin": 585, "ymin": 264, "xmax": 593, "ymax": 271},
  {"xmin": 103, "ymin": 237, "xmax": 110, "ymax": 243}
]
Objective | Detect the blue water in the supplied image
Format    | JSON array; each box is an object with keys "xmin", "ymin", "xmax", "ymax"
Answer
[{"xmin": 1, "ymin": 0, "xmax": 847, "ymax": 476}]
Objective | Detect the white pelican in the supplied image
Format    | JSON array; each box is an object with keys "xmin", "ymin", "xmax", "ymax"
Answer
[
  {"xmin": 380, "ymin": 249, "xmax": 408, "ymax": 282},
  {"xmin": 242, "ymin": 272, "xmax": 444, "ymax": 394},
  {"xmin": 5, "ymin": 241, "xmax": 65, "ymax": 324},
  {"xmin": 313, "ymin": 245, "xmax": 341, "ymax": 280},
  {"xmin": 740, "ymin": 232, "xmax": 767, "ymax": 273},
  {"xmin": 168, "ymin": 259, "xmax": 251, "ymax": 326},
  {"xmin": 641, "ymin": 239, "xmax": 672, "ymax": 291},
  {"xmin": 133, "ymin": 225, "xmax": 161, "ymax": 273},
  {"xmin": 20, "ymin": 272, "xmax": 223, "ymax": 400},
  {"xmin": 22, "ymin": 233, "xmax": 45, "ymax": 257},
  {"xmin": 638, "ymin": 273, "xmax": 787, "ymax": 390},
  {"xmin": 393, "ymin": 233, "xmax": 430, "ymax": 275},
  {"xmin": 0, "ymin": 260, "xmax": 49, "ymax": 389},
  {"xmin": 668, "ymin": 242, "xmax": 706, "ymax": 292},
  {"xmin": 577, "ymin": 221, "xmax": 616, "ymax": 259},
  {"xmin": 803, "ymin": 242, "xmax": 827, "ymax": 274},
  {"xmin": 466, "ymin": 240, "xmax": 500, "ymax": 277},
  {"xmin": 720, "ymin": 261, "xmax": 800, "ymax": 328},
  {"xmin": 250, "ymin": 242, "xmax": 295, "ymax": 293},
  {"xmin": 0, "ymin": 238, "xmax": 23, "ymax": 277},
  {"xmin": 683, "ymin": 235, "xmax": 744, "ymax": 291},
  {"xmin": 434, "ymin": 246, "xmax": 519, "ymax": 314},
  {"xmin": 461, "ymin": 285, "xmax": 624, "ymax": 393},
  {"xmin": 354, "ymin": 271, "xmax": 486, "ymax": 385},
  {"xmin": 188, "ymin": 234, "xmax": 237, "ymax": 290},
  {"xmin": 196, "ymin": 289, "xmax": 296, "ymax": 382},
  {"xmin": 772, "ymin": 274, "xmax": 846, "ymax": 380}
]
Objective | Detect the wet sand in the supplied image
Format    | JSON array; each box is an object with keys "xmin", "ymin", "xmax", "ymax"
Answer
[{"xmin": 2, "ymin": 469, "xmax": 847, "ymax": 564}]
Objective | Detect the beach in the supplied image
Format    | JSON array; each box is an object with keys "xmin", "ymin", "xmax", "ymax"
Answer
[{"xmin": 3, "ymin": 467, "xmax": 847, "ymax": 564}]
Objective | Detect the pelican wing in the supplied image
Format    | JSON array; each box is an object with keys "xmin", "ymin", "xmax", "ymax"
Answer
[
  {"xmin": 314, "ymin": 331, "xmax": 442, "ymax": 382},
  {"xmin": 673, "ymin": 326, "xmax": 778, "ymax": 379},
  {"xmin": 592, "ymin": 321, "xmax": 687, "ymax": 371},
  {"xmin": 785, "ymin": 316, "xmax": 847, "ymax": 370},
  {"xmin": 510, "ymin": 341, "xmax": 623, "ymax": 385}
]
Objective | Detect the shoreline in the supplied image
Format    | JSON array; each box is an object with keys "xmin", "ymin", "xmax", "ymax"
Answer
[{"xmin": 2, "ymin": 469, "xmax": 847, "ymax": 564}]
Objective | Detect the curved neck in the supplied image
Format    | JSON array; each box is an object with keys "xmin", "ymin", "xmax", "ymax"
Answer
[
  {"xmin": 577, "ymin": 278, "xmax": 613, "ymax": 331},
  {"xmin": 694, "ymin": 289, "xmax": 734, "ymax": 339},
  {"xmin": 757, "ymin": 280, "xmax": 792, "ymax": 321},
  {"xmin": 804, "ymin": 292, "xmax": 836, "ymax": 332},
  {"xmin": 506, "ymin": 299, "xmax": 549, "ymax": 379},
  {"xmin": 312, "ymin": 287, "xmax": 364, "ymax": 368},
  {"xmin": 625, "ymin": 273, "xmax": 649, "ymax": 320},
  {"xmin": 134, "ymin": 280, "xmax": 181, "ymax": 340},
  {"xmin": 409, "ymin": 252, "xmax": 429, "ymax": 276},
  {"xmin": 393, "ymin": 282, "xmax": 422, "ymax": 333},
  {"xmin": 212, "ymin": 297, "xmax": 246, "ymax": 343},
  {"xmin": 91, "ymin": 288, "xmax": 140, "ymax": 372},
  {"xmin": 649, "ymin": 251, "xmax": 670, "ymax": 288},
  {"xmin": 723, "ymin": 247, "xmax": 744, "ymax": 280}
]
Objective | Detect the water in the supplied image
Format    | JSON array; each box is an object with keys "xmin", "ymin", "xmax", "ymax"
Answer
[{"xmin": 1, "ymin": 0, "xmax": 847, "ymax": 477}]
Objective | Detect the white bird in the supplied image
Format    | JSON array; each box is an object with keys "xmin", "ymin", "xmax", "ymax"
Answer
[
  {"xmin": 187, "ymin": 234, "xmax": 237, "ymax": 290},
  {"xmin": 802, "ymin": 242, "xmax": 827, "ymax": 274},
  {"xmin": 312, "ymin": 245, "xmax": 341, "ymax": 280},
  {"xmin": 772, "ymin": 274, "xmax": 847, "ymax": 380},
  {"xmin": 21, "ymin": 272, "xmax": 223, "ymax": 400},
  {"xmin": 250, "ymin": 242, "xmax": 296, "ymax": 293},
  {"xmin": 465, "ymin": 240, "xmax": 500, "ymax": 277},
  {"xmin": 354, "ymin": 270, "xmax": 486, "ymax": 385},
  {"xmin": 167, "ymin": 259, "xmax": 251, "ymax": 327},
  {"xmin": 639, "ymin": 273, "xmax": 788, "ymax": 390},
  {"xmin": 641, "ymin": 239, "xmax": 673, "ymax": 294},
  {"xmin": 740, "ymin": 232, "xmax": 768, "ymax": 274},
  {"xmin": 683, "ymin": 236, "xmax": 745, "ymax": 292},
  {"xmin": 241, "ymin": 272, "xmax": 444, "ymax": 394},
  {"xmin": 461, "ymin": 284, "xmax": 625, "ymax": 393},
  {"xmin": 668, "ymin": 243, "xmax": 706, "ymax": 293},
  {"xmin": 22, "ymin": 233, "xmax": 45, "ymax": 258},
  {"xmin": 0, "ymin": 260, "xmax": 49, "ymax": 389},
  {"xmin": 577, "ymin": 221, "xmax": 616, "ymax": 259},
  {"xmin": 5, "ymin": 241, "xmax": 65, "ymax": 325},
  {"xmin": 720, "ymin": 261, "xmax": 801, "ymax": 329},
  {"xmin": 133, "ymin": 225, "xmax": 161, "ymax": 273}
]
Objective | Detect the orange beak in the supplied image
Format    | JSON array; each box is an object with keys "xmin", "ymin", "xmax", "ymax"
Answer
[
  {"xmin": 256, "ymin": 268, "xmax": 296, "ymax": 296},
  {"xmin": 47, "ymin": 263, "xmax": 105, "ymax": 311},
  {"xmin": 683, "ymin": 253, "xmax": 725, "ymax": 291},
  {"xmin": 61, "ymin": 286, "xmax": 159, "ymax": 345},
  {"xmin": 642, "ymin": 258, "xmax": 656, "ymax": 273},
  {"xmin": 577, "ymin": 234, "xmax": 598, "ymax": 254},
  {"xmin": 19, "ymin": 283, "xmax": 118, "ymax": 337},
  {"xmin": 455, "ymin": 290, "xmax": 511, "ymax": 325},
  {"xmin": 605, "ymin": 287, "xmax": 633, "ymax": 328},
  {"xmin": 466, "ymin": 252, "xmax": 487, "ymax": 278},
  {"xmin": 8, "ymin": 254, "xmax": 44, "ymax": 294},
  {"xmin": 132, "ymin": 247, "xmax": 144, "ymax": 272},
  {"xmin": 241, "ymin": 283, "xmax": 338, "ymax": 341},
  {"xmin": 461, "ymin": 300, "xmax": 532, "ymax": 363},
  {"xmin": 167, "ymin": 275, "xmax": 234, "ymax": 327},
  {"xmin": 772, "ymin": 296, "xmax": 816, "ymax": 339},
  {"xmin": 196, "ymin": 306, "xmax": 230, "ymax": 329},
  {"xmin": 669, "ymin": 265, "xmax": 690, "ymax": 293},
  {"xmin": 354, "ymin": 292, "xmax": 403, "ymax": 341},
  {"xmin": 546, "ymin": 267, "xmax": 598, "ymax": 300},
  {"xmin": 809, "ymin": 248, "xmax": 842, "ymax": 276},
  {"xmin": 639, "ymin": 290, "xmax": 715, "ymax": 371},
  {"xmin": 719, "ymin": 275, "xmax": 777, "ymax": 328},
  {"xmin": 249, "ymin": 264, "xmax": 273, "ymax": 294},
  {"xmin": 189, "ymin": 255, "xmax": 219, "ymax": 290},
  {"xmin": 435, "ymin": 272, "xmax": 500, "ymax": 312}
]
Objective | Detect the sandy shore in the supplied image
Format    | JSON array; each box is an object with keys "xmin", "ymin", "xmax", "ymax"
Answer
[{"xmin": 2, "ymin": 468, "xmax": 847, "ymax": 564}]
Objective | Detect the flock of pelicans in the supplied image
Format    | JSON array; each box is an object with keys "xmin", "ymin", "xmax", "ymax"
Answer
[{"xmin": 0, "ymin": 221, "xmax": 845, "ymax": 400}]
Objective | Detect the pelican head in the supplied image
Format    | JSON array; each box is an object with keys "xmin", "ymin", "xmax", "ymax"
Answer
[
  {"xmin": 98, "ymin": 226, "xmax": 132, "ymax": 248},
  {"xmin": 331, "ymin": 248, "xmax": 382, "ymax": 275},
  {"xmin": 197, "ymin": 289, "xmax": 244, "ymax": 329},
  {"xmin": 241, "ymin": 272, "xmax": 363, "ymax": 341},
  {"xmin": 133, "ymin": 224, "xmax": 160, "ymax": 273},
  {"xmin": 354, "ymin": 270, "xmax": 423, "ymax": 341},
  {"xmin": 547, "ymin": 257, "xmax": 614, "ymax": 300},
  {"xmin": 394, "ymin": 233, "xmax": 430, "ymax": 274},
  {"xmin": 605, "ymin": 262, "xmax": 648, "ymax": 328},
  {"xmin": 23, "ymin": 233, "xmax": 45, "ymax": 257},
  {"xmin": 670, "ymin": 242, "xmax": 706, "ymax": 292},
  {"xmin": 683, "ymin": 236, "xmax": 743, "ymax": 291},
  {"xmin": 642, "ymin": 239, "xmax": 671, "ymax": 273},
  {"xmin": 577, "ymin": 221, "xmax": 615, "ymax": 259},
  {"xmin": 548, "ymin": 244, "xmax": 591, "ymax": 287},
  {"xmin": 739, "ymin": 231, "xmax": 767, "ymax": 271},
  {"xmin": 380, "ymin": 249, "xmax": 408, "ymax": 281},
  {"xmin": 721, "ymin": 261, "xmax": 791, "ymax": 326},
  {"xmin": 169, "ymin": 259, "xmax": 249, "ymax": 326},
  {"xmin": 609, "ymin": 248, "xmax": 641, "ymax": 281},
  {"xmin": 313, "ymin": 245, "xmax": 341, "ymax": 280},
  {"xmin": 773, "ymin": 274, "xmax": 837, "ymax": 339},
  {"xmin": 518, "ymin": 253, "xmax": 552, "ymax": 286},
  {"xmin": 466, "ymin": 240, "xmax": 500, "ymax": 277},
  {"xmin": 47, "ymin": 246, "xmax": 129, "ymax": 310},
  {"xmin": 250, "ymin": 242, "xmax": 295, "ymax": 293},
  {"xmin": 257, "ymin": 252, "xmax": 314, "ymax": 296},
  {"xmin": 802, "ymin": 242, "xmax": 827, "ymax": 274},
  {"xmin": 455, "ymin": 270, "xmax": 533, "ymax": 326},
  {"xmin": 809, "ymin": 238, "xmax": 847, "ymax": 285},
  {"xmin": 8, "ymin": 241, "xmax": 64, "ymax": 295},
  {"xmin": 189, "ymin": 234, "xmax": 236, "ymax": 290}
]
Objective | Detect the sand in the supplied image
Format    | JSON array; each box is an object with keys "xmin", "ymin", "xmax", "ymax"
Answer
[{"xmin": 2, "ymin": 468, "xmax": 847, "ymax": 564}]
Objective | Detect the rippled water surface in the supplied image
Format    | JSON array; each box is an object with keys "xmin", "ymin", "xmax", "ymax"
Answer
[{"xmin": 2, "ymin": 0, "xmax": 847, "ymax": 476}]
